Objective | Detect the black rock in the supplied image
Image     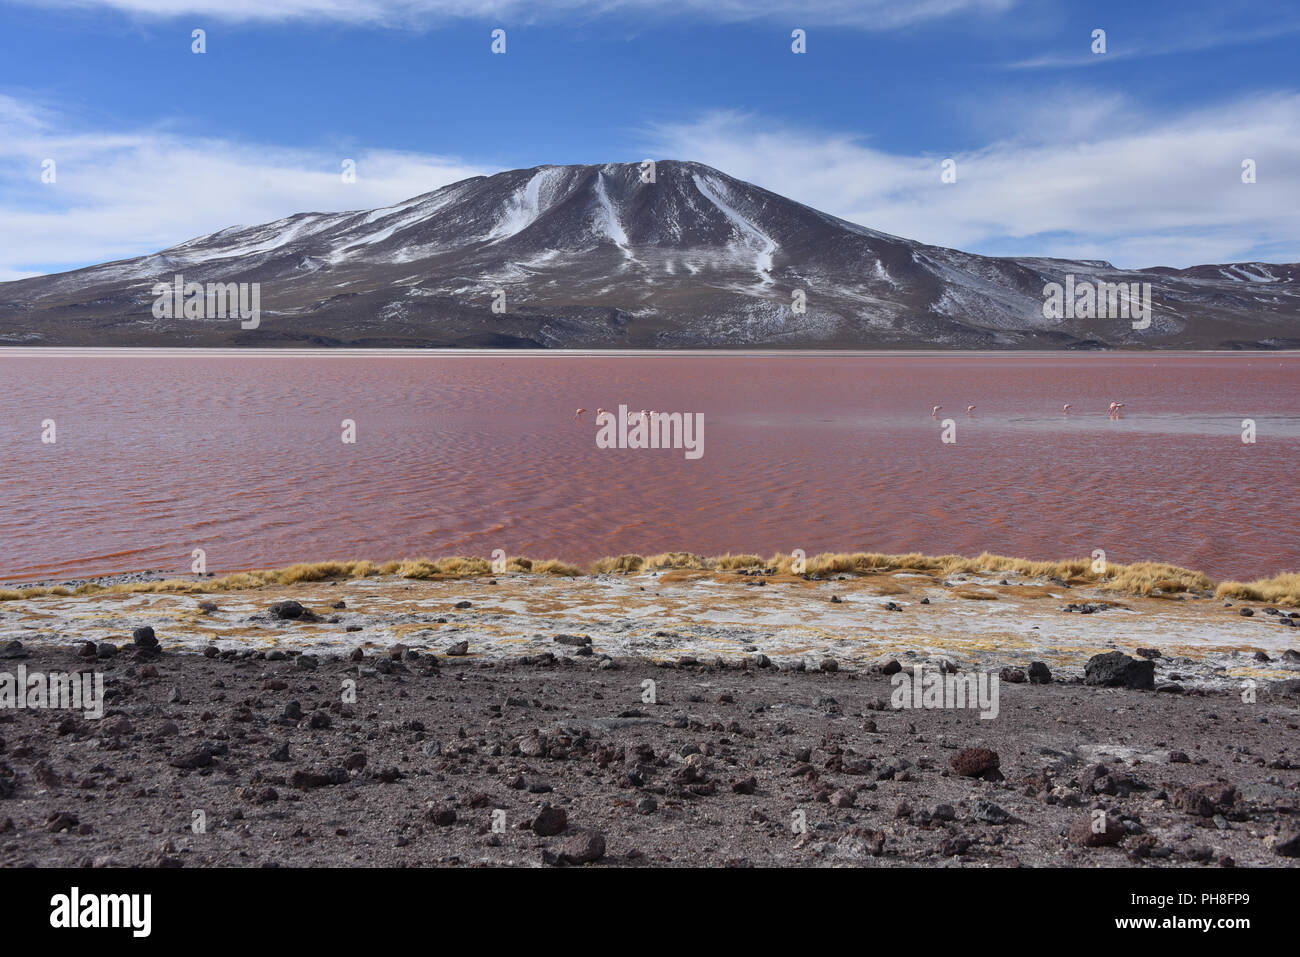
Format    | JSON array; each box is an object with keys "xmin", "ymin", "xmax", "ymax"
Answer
[
  {"xmin": 268, "ymin": 600, "xmax": 306, "ymax": 620},
  {"xmin": 531, "ymin": 804, "xmax": 567, "ymax": 836},
  {"xmin": 1084, "ymin": 652, "xmax": 1154, "ymax": 690},
  {"xmin": 559, "ymin": 829, "xmax": 606, "ymax": 864},
  {"xmin": 170, "ymin": 745, "xmax": 214, "ymax": 770}
]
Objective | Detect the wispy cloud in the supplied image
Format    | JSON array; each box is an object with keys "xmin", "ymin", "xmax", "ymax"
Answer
[
  {"xmin": 6, "ymin": 0, "xmax": 1017, "ymax": 28},
  {"xmin": 1004, "ymin": 17, "xmax": 1300, "ymax": 70},
  {"xmin": 0, "ymin": 93, "xmax": 489, "ymax": 277},
  {"xmin": 644, "ymin": 95, "xmax": 1300, "ymax": 268},
  {"xmin": 3, "ymin": 85, "xmax": 1297, "ymax": 279}
]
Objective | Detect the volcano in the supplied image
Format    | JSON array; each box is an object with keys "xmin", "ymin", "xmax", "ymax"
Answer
[{"xmin": 1, "ymin": 160, "xmax": 1296, "ymax": 349}]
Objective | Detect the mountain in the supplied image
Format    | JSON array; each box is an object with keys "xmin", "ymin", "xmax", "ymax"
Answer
[{"xmin": 1, "ymin": 160, "xmax": 1297, "ymax": 349}]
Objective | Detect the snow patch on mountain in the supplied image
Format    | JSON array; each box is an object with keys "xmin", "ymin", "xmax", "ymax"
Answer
[
  {"xmin": 487, "ymin": 167, "xmax": 569, "ymax": 242},
  {"xmin": 691, "ymin": 173, "xmax": 776, "ymax": 287},
  {"xmin": 593, "ymin": 172, "xmax": 634, "ymax": 265}
]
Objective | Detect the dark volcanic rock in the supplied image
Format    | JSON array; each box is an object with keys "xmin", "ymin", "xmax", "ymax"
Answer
[
  {"xmin": 1084, "ymin": 652, "xmax": 1154, "ymax": 690},
  {"xmin": 1274, "ymin": 828, "xmax": 1300, "ymax": 858},
  {"xmin": 1069, "ymin": 813, "xmax": 1125, "ymax": 847},
  {"xmin": 169, "ymin": 745, "xmax": 214, "ymax": 770},
  {"xmin": 268, "ymin": 600, "xmax": 307, "ymax": 620},
  {"xmin": 1027, "ymin": 661, "xmax": 1052, "ymax": 684},
  {"xmin": 559, "ymin": 829, "xmax": 606, "ymax": 864},
  {"xmin": 950, "ymin": 747, "xmax": 1000, "ymax": 779},
  {"xmin": 426, "ymin": 806, "xmax": 457, "ymax": 826},
  {"xmin": 1171, "ymin": 781, "xmax": 1237, "ymax": 817},
  {"xmin": 531, "ymin": 804, "xmax": 567, "ymax": 837}
]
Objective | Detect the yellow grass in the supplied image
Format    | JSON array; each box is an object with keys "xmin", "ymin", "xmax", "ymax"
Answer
[
  {"xmin": 591, "ymin": 554, "xmax": 645, "ymax": 574},
  {"xmin": 644, "ymin": 551, "xmax": 709, "ymax": 569},
  {"xmin": 0, "ymin": 551, "xmax": 1290, "ymax": 603},
  {"xmin": 710, "ymin": 553, "xmax": 766, "ymax": 570},
  {"xmin": 1215, "ymin": 572, "xmax": 1300, "ymax": 607}
]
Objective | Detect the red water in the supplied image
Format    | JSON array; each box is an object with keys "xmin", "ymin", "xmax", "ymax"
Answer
[{"xmin": 0, "ymin": 351, "xmax": 1295, "ymax": 582}]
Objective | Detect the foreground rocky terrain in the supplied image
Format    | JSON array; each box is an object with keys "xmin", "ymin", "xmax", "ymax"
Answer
[{"xmin": 1, "ymin": 569, "xmax": 1298, "ymax": 867}]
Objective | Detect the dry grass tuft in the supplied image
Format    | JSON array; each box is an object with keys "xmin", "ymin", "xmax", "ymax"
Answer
[
  {"xmin": 0, "ymin": 550, "xmax": 1287, "ymax": 603},
  {"xmin": 591, "ymin": 554, "xmax": 646, "ymax": 574},
  {"xmin": 711, "ymin": 553, "xmax": 765, "ymax": 570},
  {"xmin": 644, "ymin": 552, "xmax": 709, "ymax": 569},
  {"xmin": 1215, "ymin": 572, "xmax": 1300, "ymax": 606}
]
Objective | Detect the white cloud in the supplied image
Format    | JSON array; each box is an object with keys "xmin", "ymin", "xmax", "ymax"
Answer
[
  {"xmin": 1004, "ymin": 18, "xmax": 1300, "ymax": 70},
  {"xmin": 643, "ymin": 95, "xmax": 1300, "ymax": 268},
  {"xmin": 0, "ymin": 94, "xmax": 490, "ymax": 275},
  {"xmin": 3, "ymin": 87, "xmax": 1297, "ymax": 279},
  {"xmin": 9, "ymin": 0, "xmax": 1015, "ymax": 28}
]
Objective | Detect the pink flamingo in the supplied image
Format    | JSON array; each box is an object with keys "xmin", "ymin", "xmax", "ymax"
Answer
[
  {"xmin": 1062, "ymin": 403, "xmax": 1071, "ymax": 414},
  {"xmin": 1108, "ymin": 401, "xmax": 1126, "ymax": 420},
  {"xmin": 931, "ymin": 405, "xmax": 942, "ymax": 417},
  {"xmin": 574, "ymin": 408, "xmax": 586, "ymax": 420},
  {"xmin": 966, "ymin": 405, "xmax": 976, "ymax": 415}
]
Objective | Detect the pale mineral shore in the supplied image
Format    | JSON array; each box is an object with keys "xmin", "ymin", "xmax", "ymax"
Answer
[{"xmin": 1, "ymin": 566, "xmax": 1298, "ymax": 868}]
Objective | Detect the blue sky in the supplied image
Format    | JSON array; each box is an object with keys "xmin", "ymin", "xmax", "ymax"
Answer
[{"xmin": 1, "ymin": 0, "xmax": 1298, "ymax": 278}]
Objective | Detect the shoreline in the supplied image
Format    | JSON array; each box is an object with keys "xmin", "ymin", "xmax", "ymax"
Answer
[
  {"xmin": 3, "ymin": 550, "xmax": 1296, "ymax": 606},
  {"xmin": 2, "ymin": 562, "xmax": 1298, "ymax": 867},
  {"xmin": 2, "ymin": 562, "xmax": 1298, "ymax": 690},
  {"xmin": 4, "ymin": 347, "xmax": 1300, "ymax": 358}
]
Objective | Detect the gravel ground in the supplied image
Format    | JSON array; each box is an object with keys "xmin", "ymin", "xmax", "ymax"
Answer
[{"xmin": 2, "ymin": 637, "xmax": 1298, "ymax": 868}]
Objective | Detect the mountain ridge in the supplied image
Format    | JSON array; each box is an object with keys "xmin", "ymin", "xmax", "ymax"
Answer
[{"xmin": 2, "ymin": 159, "xmax": 1297, "ymax": 349}]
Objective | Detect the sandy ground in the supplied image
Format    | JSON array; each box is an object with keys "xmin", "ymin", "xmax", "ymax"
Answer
[{"xmin": 1, "ymin": 569, "xmax": 1298, "ymax": 867}]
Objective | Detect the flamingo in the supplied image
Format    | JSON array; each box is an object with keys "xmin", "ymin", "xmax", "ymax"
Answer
[
  {"xmin": 1062, "ymin": 403, "xmax": 1071, "ymax": 414},
  {"xmin": 931, "ymin": 405, "xmax": 942, "ymax": 417},
  {"xmin": 1108, "ymin": 401, "xmax": 1126, "ymax": 420},
  {"xmin": 574, "ymin": 408, "xmax": 586, "ymax": 420},
  {"xmin": 966, "ymin": 405, "xmax": 976, "ymax": 415}
]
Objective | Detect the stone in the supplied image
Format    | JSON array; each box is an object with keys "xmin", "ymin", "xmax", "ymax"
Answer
[
  {"xmin": 559, "ymin": 829, "xmax": 606, "ymax": 864},
  {"xmin": 531, "ymin": 804, "xmax": 567, "ymax": 837},
  {"xmin": 426, "ymin": 806, "xmax": 457, "ymax": 826},
  {"xmin": 268, "ymin": 600, "xmax": 306, "ymax": 620},
  {"xmin": 950, "ymin": 747, "xmax": 1000, "ymax": 779},
  {"xmin": 1084, "ymin": 652, "xmax": 1155, "ymax": 690},
  {"xmin": 1069, "ymin": 814, "xmax": 1125, "ymax": 847},
  {"xmin": 1273, "ymin": 828, "xmax": 1300, "ymax": 858}
]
